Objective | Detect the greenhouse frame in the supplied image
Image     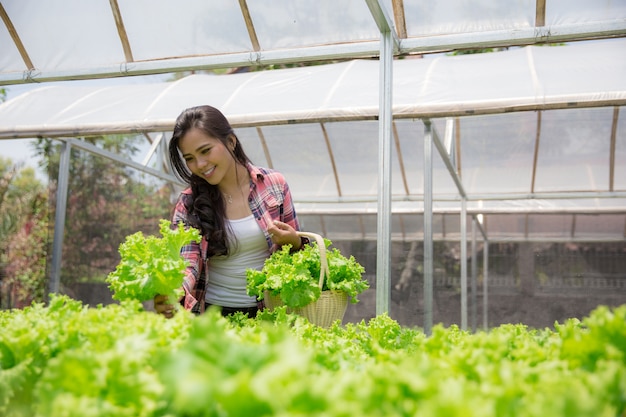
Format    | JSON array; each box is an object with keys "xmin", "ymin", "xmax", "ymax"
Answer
[{"xmin": 1, "ymin": 0, "xmax": 625, "ymax": 331}]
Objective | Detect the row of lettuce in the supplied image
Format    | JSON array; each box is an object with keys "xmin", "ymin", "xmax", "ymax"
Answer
[{"xmin": 1, "ymin": 295, "xmax": 624, "ymax": 417}]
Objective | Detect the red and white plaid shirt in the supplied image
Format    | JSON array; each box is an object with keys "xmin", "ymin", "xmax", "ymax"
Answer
[{"xmin": 172, "ymin": 163, "xmax": 302, "ymax": 313}]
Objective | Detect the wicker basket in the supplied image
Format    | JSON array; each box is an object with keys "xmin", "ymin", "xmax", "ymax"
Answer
[{"xmin": 263, "ymin": 232, "xmax": 348, "ymax": 328}]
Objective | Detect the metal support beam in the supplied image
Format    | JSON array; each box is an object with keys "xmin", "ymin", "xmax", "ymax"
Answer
[
  {"xmin": 472, "ymin": 213, "xmax": 489, "ymax": 331},
  {"xmin": 423, "ymin": 120, "xmax": 434, "ymax": 335},
  {"xmin": 432, "ymin": 120, "xmax": 467, "ymax": 199},
  {"xmin": 471, "ymin": 216, "xmax": 478, "ymax": 331},
  {"xmin": 64, "ymin": 138, "xmax": 183, "ymax": 185},
  {"xmin": 437, "ymin": 117, "xmax": 470, "ymax": 331},
  {"xmin": 365, "ymin": 0, "xmax": 400, "ymax": 51},
  {"xmin": 460, "ymin": 198, "xmax": 468, "ymax": 330},
  {"xmin": 48, "ymin": 141, "xmax": 72, "ymax": 297},
  {"xmin": 2, "ymin": 21, "xmax": 624, "ymax": 85},
  {"xmin": 400, "ymin": 21, "xmax": 626, "ymax": 54},
  {"xmin": 291, "ymin": 190, "xmax": 626, "ymax": 205},
  {"xmin": 141, "ymin": 132, "xmax": 165, "ymax": 166},
  {"xmin": 375, "ymin": 29, "xmax": 393, "ymax": 316},
  {"xmin": 483, "ymin": 240, "xmax": 489, "ymax": 330},
  {"xmin": 158, "ymin": 133, "xmax": 170, "ymax": 174}
]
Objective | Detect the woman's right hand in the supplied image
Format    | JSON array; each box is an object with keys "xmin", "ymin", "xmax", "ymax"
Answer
[{"xmin": 154, "ymin": 294, "xmax": 175, "ymax": 318}]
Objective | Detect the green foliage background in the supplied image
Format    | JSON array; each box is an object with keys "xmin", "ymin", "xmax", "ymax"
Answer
[{"xmin": 0, "ymin": 134, "xmax": 173, "ymax": 308}]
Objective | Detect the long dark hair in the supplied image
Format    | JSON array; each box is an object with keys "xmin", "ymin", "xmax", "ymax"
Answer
[{"xmin": 169, "ymin": 105, "xmax": 252, "ymax": 257}]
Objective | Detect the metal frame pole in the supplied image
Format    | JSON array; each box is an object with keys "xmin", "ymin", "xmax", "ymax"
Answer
[
  {"xmin": 471, "ymin": 216, "xmax": 478, "ymax": 331},
  {"xmin": 375, "ymin": 29, "xmax": 393, "ymax": 316},
  {"xmin": 48, "ymin": 141, "xmax": 72, "ymax": 297},
  {"xmin": 460, "ymin": 198, "xmax": 468, "ymax": 330},
  {"xmin": 423, "ymin": 121, "xmax": 434, "ymax": 334},
  {"xmin": 483, "ymin": 240, "xmax": 489, "ymax": 330}
]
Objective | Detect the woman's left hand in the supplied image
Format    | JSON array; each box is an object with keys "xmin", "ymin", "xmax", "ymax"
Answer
[{"xmin": 267, "ymin": 220, "xmax": 302, "ymax": 250}]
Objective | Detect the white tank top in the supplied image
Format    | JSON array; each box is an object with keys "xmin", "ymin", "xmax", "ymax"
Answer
[{"xmin": 205, "ymin": 214, "xmax": 269, "ymax": 307}]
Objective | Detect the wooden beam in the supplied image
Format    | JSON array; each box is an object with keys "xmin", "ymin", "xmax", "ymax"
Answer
[
  {"xmin": 535, "ymin": 0, "xmax": 546, "ymax": 27},
  {"xmin": 531, "ymin": 111, "xmax": 542, "ymax": 193},
  {"xmin": 109, "ymin": 0, "xmax": 134, "ymax": 62},
  {"xmin": 238, "ymin": 0, "xmax": 260, "ymax": 52},
  {"xmin": 256, "ymin": 127, "xmax": 273, "ymax": 168},
  {"xmin": 392, "ymin": 121, "xmax": 410, "ymax": 195},
  {"xmin": 391, "ymin": 0, "xmax": 407, "ymax": 39},
  {"xmin": 609, "ymin": 107, "xmax": 619, "ymax": 191},
  {"xmin": 320, "ymin": 122, "xmax": 342, "ymax": 196},
  {"xmin": 0, "ymin": 2, "xmax": 34, "ymax": 69}
]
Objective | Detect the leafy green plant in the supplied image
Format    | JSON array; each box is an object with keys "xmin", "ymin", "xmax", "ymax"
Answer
[
  {"xmin": 105, "ymin": 220, "xmax": 201, "ymax": 305},
  {"xmin": 1, "ymin": 295, "xmax": 625, "ymax": 417},
  {"xmin": 246, "ymin": 238, "xmax": 368, "ymax": 308}
]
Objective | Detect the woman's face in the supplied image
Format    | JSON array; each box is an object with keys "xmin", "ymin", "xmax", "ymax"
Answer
[{"xmin": 178, "ymin": 127, "xmax": 235, "ymax": 186}]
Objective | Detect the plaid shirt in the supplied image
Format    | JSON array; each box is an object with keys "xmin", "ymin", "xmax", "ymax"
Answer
[{"xmin": 172, "ymin": 163, "xmax": 302, "ymax": 313}]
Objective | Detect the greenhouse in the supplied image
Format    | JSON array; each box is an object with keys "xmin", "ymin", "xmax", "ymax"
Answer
[
  {"xmin": 1, "ymin": 1, "xmax": 626, "ymax": 416},
  {"xmin": 1, "ymin": 0, "xmax": 626, "ymax": 331}
]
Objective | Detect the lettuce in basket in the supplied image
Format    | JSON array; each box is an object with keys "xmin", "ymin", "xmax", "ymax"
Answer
[
  {"xmin": 246, "ymin": 238, "xmax": 368, "ymax": 308},
  {"xmin": 106, "ymin": 219, "xmax": 201, "ymax": 304}
]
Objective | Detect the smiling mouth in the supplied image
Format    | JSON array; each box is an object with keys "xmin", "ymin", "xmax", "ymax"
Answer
[{"xmin": 202, "ymin": 166, "xmax": 215, "ymax": 177}]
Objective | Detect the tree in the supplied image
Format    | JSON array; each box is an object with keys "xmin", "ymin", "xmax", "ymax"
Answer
[
  {"xmin": 34, "ymin": 135, "xmax": 173, "ymax": 294},
  {"xmin": 0, "ymin": 157, "xmax": 48, "ymax": 308},
  {"xmin": 3, "ymin": 192, "xmax": 48, "ymax": 307}
]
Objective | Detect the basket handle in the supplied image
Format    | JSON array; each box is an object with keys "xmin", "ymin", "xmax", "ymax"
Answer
[{"xmin": 296, "ymin": 231, "xmax": 329, "ymax": 290}]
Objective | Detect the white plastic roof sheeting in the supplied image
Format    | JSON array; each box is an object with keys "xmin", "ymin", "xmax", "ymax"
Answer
[
  {"xmin": 1, "ymin": 0, "xmax": 625, "ymax": 84},
  {"xmin": 1, "ymin": 40, "xmax": 625, "ymax": 242},
  {"xmin": 1, "ymin": 39, "xmax": 625, "ymax": 139}
]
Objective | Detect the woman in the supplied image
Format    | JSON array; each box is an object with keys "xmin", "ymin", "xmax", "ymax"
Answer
[{"xmin": 154, "ymin": 105, "xmax": 306, "ymax": 318}]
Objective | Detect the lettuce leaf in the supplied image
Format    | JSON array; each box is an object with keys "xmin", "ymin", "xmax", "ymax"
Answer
[
  {"xmin": 246, "ymin": 238, "xmax": 368, "ymax": 308},
  {"xmin": 106, "ymin": 220, "xmax": 201, "ymax": 303}
]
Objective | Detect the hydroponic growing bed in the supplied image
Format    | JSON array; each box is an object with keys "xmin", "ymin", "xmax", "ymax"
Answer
[{"xmin": 1, "ymin": 295, "xmax": 624, "ymax": 417}]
